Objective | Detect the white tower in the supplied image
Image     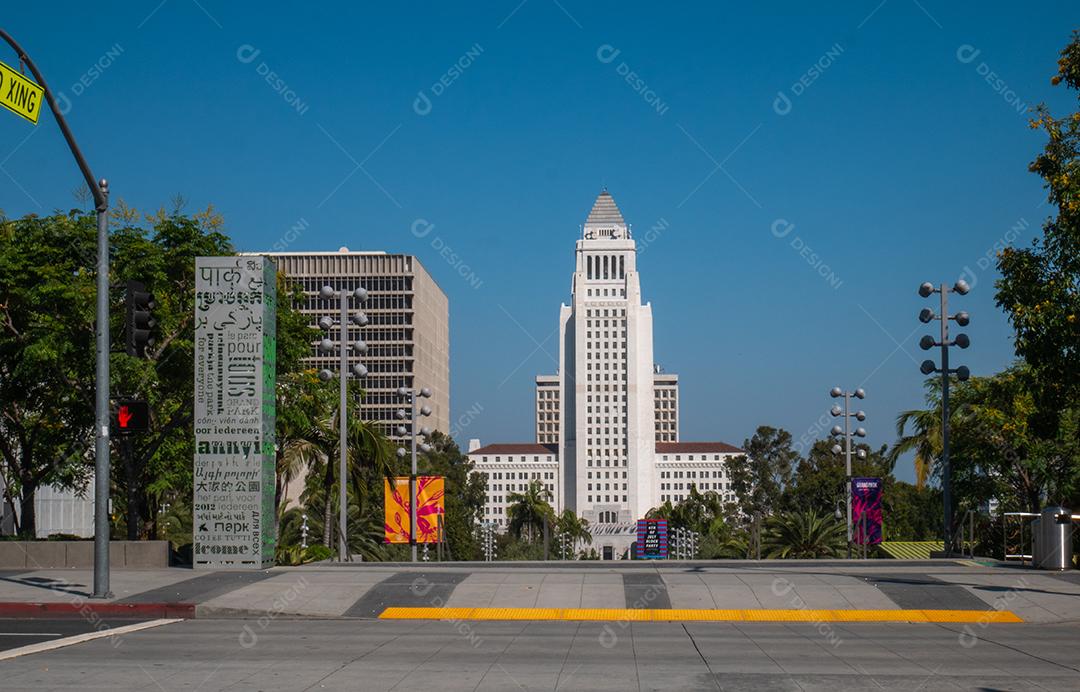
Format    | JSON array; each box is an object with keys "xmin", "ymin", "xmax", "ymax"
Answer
[{"xmin": 559, "ymin": 190, "xmax": 656, "ymax": 525}]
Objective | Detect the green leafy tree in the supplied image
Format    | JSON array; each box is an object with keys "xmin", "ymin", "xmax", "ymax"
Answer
[
  {"xmin": 952, "ymin": 364, "xmax": 1080, "ymax": 511},
  {"xmin": 789, "ymin": 439, "xmax": 940, "ymax": 542},
  {"xmin": 996, "ymin": 31, "xmax": 1080, "ymax": 435},
  {"xmin": 0, "ymin": 205, "xmax": 315, "ymax": 539},
  {"xmin": 109, "ymin": 209, "xmax": 311, "ymax": 540},
  {"xmin": 785, "ymin": 440, "xmax": 886, "ymax": 513},
  {"xmin": 883, "ymin": 481, "xmax": 941, "ymax": 542},
  {"xmin": 728, "ymin": 426, "xmax": 799, "ymax": 518},
  {"xmin": 0, "ymin": 212, "xmax": 97, "ymax": 535},
  {"xmin": 415, "ymin": 431, "xmax": 486, "ymax": 560}
]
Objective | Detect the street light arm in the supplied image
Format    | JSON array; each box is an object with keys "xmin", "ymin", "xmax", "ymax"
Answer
[{"xmin": 0, "ymin": 28, "xmax": 106, "ymax": 211}]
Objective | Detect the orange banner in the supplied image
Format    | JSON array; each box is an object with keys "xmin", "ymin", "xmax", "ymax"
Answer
[{"xmin": 384, "ymin": 476, "xmax": 444, "ymax": 544}]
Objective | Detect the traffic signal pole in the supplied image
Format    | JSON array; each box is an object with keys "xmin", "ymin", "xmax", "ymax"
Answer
[
  {"xmin": 0, "ymin": 28, "xmax": 112, "ymax": 598},
  {"xmin": 94, "ymin": 186, "xmax": 111, "ymax": 597}
]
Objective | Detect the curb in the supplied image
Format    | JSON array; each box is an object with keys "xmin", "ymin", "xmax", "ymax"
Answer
[
  {"xmin": 0, "ymin": 601, "xmax": 194, "ymax": 619},
  {"xmin": 194, "ymin": 605, "xmax": 346, "ymax": 619}
]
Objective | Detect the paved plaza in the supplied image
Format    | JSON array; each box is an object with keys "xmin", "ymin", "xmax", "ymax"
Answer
[{"xmin": 1, "ymin": 561, "xmax": 1077, "ymax": 623}]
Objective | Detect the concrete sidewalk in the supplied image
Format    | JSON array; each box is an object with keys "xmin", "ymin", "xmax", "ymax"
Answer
[{"xmin": 0, "ymin": 561, "xmax": 1075, "ymax": 623}]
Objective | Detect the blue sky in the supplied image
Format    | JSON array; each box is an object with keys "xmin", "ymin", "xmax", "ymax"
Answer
[{"xmin": 2, "ymin": 2, "xmax": 1077, "ymax": 483}]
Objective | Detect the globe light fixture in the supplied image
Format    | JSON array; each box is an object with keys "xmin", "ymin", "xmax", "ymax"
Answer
[
  {"xmin": 310, "ymin": 282, "xmax": 371, "ymax": 562},
  {"xmin": 396, "ymin": 385, "xmax": 437, "ymax": 563},
  {"xmin": 917, "ymin": 279, "xmax": 973, "ymax": 555},
  {"xmin": 828, "ymin": 386, "xmax": 869, "ymax": 558}
]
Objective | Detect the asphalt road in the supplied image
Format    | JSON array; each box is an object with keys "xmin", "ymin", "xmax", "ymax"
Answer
[
  {"xmin": 0, "ymin": 617, "xmax": 151, "ymax": 653},
  {"xmin": 2, "ymin": 618, "xmax": 1079, "ymax": 690}
]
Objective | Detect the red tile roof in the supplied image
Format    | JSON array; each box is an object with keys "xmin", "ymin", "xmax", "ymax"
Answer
[
  {"xmin": 470, "ymin": 443, "xmax": 558, "ymax": 456},
  {"xmin": 469, "ymin": 441, "xmax": 742, "ymax": 456},
  {"xmin": 656, "ymin": 442, "xmax": 743, "ymax": 454}
]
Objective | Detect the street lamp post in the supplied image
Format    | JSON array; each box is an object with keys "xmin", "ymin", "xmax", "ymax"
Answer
[
  {"xmin": 315, "ymin": 284, "xmax": 370, "ymax": 562},
  {"xmin": 0, "ymin": 28, "xmax": 113, "ymax": 599},
  {"xmin": 395, "ymin": 386, "xmax": 433, "ymax": 562},
  {"xmin": 830, "ymin": 387, "xmax": 867, "ymax": 559},
  {"xmin": 917, "ymin": 280, "xmax": 971, "ymax": 555}
]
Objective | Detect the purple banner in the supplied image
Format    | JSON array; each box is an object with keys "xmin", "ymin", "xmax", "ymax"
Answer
[
  {"xmin": 851, "ymin": 477, "xmax": 883, "ymax": 545},
  {"xmin": 636, "ymin": 519, "xmax": 668, "ymax": 559}
]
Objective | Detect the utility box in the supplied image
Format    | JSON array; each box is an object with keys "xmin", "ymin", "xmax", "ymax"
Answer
[{"xmin": 1036, "ymin": 506, "xmax": 1073, "ymax": 571}]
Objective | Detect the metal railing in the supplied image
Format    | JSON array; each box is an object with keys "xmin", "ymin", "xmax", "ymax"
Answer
[{"xmin": 1003, "ymin": 512, "xmax": 1039, "ymax": 565}]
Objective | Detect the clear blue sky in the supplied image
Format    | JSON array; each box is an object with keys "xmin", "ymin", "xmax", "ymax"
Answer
[{"xmin": 2, "ymin": 3, "xmax": 1078, "ymax": 483}]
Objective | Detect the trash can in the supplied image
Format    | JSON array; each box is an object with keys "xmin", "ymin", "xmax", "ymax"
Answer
[{"xmin": 1036, "ymin": 506, "xmax": 1073, "ymax": 571}]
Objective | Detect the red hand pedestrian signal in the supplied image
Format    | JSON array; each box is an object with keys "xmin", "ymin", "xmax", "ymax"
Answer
[
  {"xmin": 113, "ymin": 400, "xmax": 148, "ymax": 434},
  {"xmin": 118, "ymin": 405, "xmax": 133, "ymax": 429}
]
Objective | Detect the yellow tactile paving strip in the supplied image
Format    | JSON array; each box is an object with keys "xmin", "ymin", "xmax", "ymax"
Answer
[{"xmin": 379, "ymin": 607, "xmax": 1023, "ymax": 623}]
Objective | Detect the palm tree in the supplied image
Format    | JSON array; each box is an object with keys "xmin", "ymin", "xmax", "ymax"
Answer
[
  {"xmin": 275, "ymin": 370, "xmax": 336, "ymax": 536},
  {"xmin": 506, "ymin": 479, "xmax": 555, "ymax": 542},
  {"xmin": 888, "ymin": 406, "xmax": 941, "ymax": 490},
  {"xmin": 888, "ymin": 377, "xmax": 972, "ymax": 489},
  {"xmin": 763, "ymin": 510, "xmax": 847, "ymax": 559},
  {"xmin": 289, "ymin": 404, "xmax": 395, "ymax": 549},
  {"xmin": 554, "ymin": 509, "xmax": 592, "ymax": 556}
]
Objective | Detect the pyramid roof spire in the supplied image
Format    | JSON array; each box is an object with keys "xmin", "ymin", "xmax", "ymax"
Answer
[{"xmin": 584, "ymin": 189, "xmax": 626, "ymax": 226}]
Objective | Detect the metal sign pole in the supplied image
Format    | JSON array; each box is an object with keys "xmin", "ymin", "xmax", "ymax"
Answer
[{"xmin": 0, "ymin": 28, "xmax": 112, "ymax": 598}]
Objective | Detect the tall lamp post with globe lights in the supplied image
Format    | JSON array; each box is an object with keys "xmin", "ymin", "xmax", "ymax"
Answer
[
  {"xmin": 315, "ymin": 284, "xmax": 370, "ymax": 562},
  {"xmin": 395, "ymin": 386, "xmax": 434, "ymax": 562},
  {"xmin": 917, "ymin": 279, "xmax": 971, "ymax": 556},
  {"xmin": 830, "ymin": 386, "xmax": 867, "ymax": 559}
]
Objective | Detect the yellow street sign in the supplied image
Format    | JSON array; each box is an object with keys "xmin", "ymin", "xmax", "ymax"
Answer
[{"xmin": 0, "ymin": 60, "xmax": 44, "ymax": 124}]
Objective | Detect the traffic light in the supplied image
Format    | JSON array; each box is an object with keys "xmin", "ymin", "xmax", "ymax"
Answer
[
  {"xmin": 125, "ymin": 280, "xmax": 155, "ymax": 357},
  {"xmin": 113, "ymin": 399, "xmax": 149, "ymax": 434}
]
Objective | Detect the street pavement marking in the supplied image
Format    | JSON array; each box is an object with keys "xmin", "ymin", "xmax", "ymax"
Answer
[
  {"xmin": 0, "ymin": 632, "xmax": 62, "ymax": 636},
  {"xmin": 379, "ymin": 607, "xmax": 1024, "ymax": 623},
  {"xmin": 0, "ymin": 618, "xmax": 182, "ymax": 661}
]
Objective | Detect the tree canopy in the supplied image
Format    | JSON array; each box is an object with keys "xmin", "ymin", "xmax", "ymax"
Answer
[{"xmin": 0, "ymin": 204, "xmax": 313, "ymax": 538}]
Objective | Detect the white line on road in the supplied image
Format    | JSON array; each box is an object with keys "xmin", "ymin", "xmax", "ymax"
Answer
[
  {"xmin": 0, "ymin": 632, "xmax": 62, "ymax": 636},
  {"xmin": 0, "ymin": 619, "xmax": 182, "ymax": 661}
]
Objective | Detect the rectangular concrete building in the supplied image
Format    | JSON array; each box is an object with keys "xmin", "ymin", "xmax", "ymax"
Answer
[
  {"xmin": 260, "ymin": 250, "xmax": 449, "ymax": 441},
  {"xmin": 653, "ymin": 370, "xmax": 679, "ymax": 443}
]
